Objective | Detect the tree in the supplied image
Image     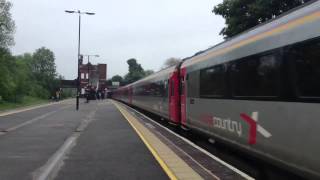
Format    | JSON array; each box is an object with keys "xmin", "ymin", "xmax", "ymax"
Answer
[
  {"xmin": 14, "ymin": 54, "xmax": 34, "ymax": 100},
  {"xmin": 162, "ymin": 57, "xmax": 181, "ymax": 69},
  {"xmin": 213, "ymin": 0, "xmax": 311, "ymax": 38},
  {"xmin": 31, "ymin": 47, "xmax": 56, "ymax": 78},
  {"xmin": 0, "ymin": 48, "xmax": 16, "ymax": 101},
  {"xmin": 0, "ymin": 46, "xmax": 67, "ymax": 102},
  {"xmin": 111, "ymin": 75, "xmax": 124, "ymax": 86},
  {"xmin": 144, "ymin": 70, "xmax": 154, "ymax": 76},
  {"xmin": 30, "ymin": 47, "xmax": 57, "ymax": 97},
  {"xmin": 0, "ymin": 0, "xmax": 15, "ymax": 49},
  {"xmin": 111, "ymin": 75, "xmax": 123, "ymax": 82},
  {"xmin": 124, "ymin": 58, "xmax": 145, "ymax": 84},
  {"xmin": 0, "ymin": 51, "xmax": 32, "ymax": 102}
]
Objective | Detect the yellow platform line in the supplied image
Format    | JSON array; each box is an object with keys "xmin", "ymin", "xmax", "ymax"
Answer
[
  {"xmin": 113, "ymin": 102, "xmax": 178, "ymax": 180},
  {"xmin": 113, "ymin": 101, "xmax": 204, "ymax": 180}
]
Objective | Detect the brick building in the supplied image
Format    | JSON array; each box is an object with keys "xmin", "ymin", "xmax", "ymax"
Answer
[{"xmin": 79, "ymin": 63, "xmax": 107, "ymax": 95}]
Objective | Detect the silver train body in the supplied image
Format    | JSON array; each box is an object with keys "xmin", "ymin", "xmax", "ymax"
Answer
[{"xmin": 114, "ymin": 1, "xmax": 320, "ymax": 178}]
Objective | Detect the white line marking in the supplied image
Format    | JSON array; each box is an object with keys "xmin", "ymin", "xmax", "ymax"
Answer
[
  {"xmin": 251, "ymin": 112, "xmax": 272, "ymax": 138},
  {"xmin": 6, "ymin": 111, "xmax": 57, "ymax": 132},
  {"xmin": 257, "ymin": 126, "xmax": 272, "ymax": 138},
  {"xmin": 117, "ymin": 101, "xmax": 254, "ymax": 180},
  {"xmin": 4, "ymin": 105, "xmax": 71, "ymax": 133},
  {"xmin": 0, "ymin": 99, "xmax": 73, "ymax": 117},
  {"xmin": 251, "ymin": 112, "xmax": 258, "ymax": 122},
  {"xmin": 145, "ymin": 123, "xmax": 155, "ymax": 129},
  {"xmin": 34, "ymin": 109, "xmax": 97, "ymax": 180},
  {"xmin": 35, "ymin": 134, "xmax": 78, "ymax": 180}
]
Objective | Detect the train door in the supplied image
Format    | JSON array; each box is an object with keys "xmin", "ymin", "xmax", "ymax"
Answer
[
  {"xmin": 180, "ymin": 67, "xmax": 187, "ymax": 127},
  {"xmin": 169, "ymin": 69, "xmax": 180, "ymax": 124}
]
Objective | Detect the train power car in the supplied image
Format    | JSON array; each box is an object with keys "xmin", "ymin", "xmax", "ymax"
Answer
[
  {"xmin": 113, "ymin": 1, "xmax": 320, "ymax": 178},
  {"xmin": 116, "ymin": 65, "xmax": 181, "ymax": 124}
]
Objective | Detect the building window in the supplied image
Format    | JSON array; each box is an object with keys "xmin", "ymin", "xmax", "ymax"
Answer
[
  {"xmin": 81, "ymin": 73, "xmax": 84, "ymax": 79},
  {"xmin": 200, "ymin": 64, "xmax": 227, "ymax": 97},
  {"xmin": 230, "ymin": 53, "xmax": 281, "ymax": 97}
]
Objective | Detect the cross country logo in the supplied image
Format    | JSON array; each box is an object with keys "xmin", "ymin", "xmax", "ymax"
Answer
[{"xmin": 240, "ymin": 112, "xmax": 272, "ymax": 145}]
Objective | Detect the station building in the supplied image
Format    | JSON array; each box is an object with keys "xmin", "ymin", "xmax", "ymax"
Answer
[{"xmin": 79, "ymin": 62, "xmax": 107, "ymax": 95}]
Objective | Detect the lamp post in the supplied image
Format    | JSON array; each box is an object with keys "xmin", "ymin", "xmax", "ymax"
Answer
[
  {"xmin": 82, "ymin": 54, "xmax": 99, "ymax": 86},
  {"xmin": 65, "ymin": 10, "xmax": 95, "ymax": 111}
]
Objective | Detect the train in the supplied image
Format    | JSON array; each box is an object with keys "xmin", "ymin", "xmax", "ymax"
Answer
[{"xmin": 113, "ymin": 1, "xmax": 320, "ymax": 179}]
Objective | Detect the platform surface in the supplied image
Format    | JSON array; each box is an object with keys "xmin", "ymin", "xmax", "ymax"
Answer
[
  {"xmin": 0, "ymin": 99, "xmax": 252, "ymax": 180},
  {"xmin": 55, "ymin": 100, "xmax": 168, "ymax": 180}
]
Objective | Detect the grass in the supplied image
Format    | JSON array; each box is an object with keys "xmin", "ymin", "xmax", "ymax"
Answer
[{"xmin": 0, "ymin": 96, "xmax": 50, "ymax": 112}]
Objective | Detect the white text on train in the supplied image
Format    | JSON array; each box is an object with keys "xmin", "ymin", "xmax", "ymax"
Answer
[{"xmin": 213, "ymin": 117, "xmax": 242, "ymax": 137}]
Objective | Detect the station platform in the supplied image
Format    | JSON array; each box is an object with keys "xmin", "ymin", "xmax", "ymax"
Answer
[
  {"xmin": 0, "ymin": 99, "xmax": 252, "ymax": 180},
  {"xmin": 53, "ymin": 100, "xmax": 252, "ymax": 180},
  {"xmin": 53, "ymin": 100, "xmax": 168, "ymax": 180}
]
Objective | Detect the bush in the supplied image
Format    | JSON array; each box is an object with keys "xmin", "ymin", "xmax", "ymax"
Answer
[{"xmin": 28, "ymin": 84, "xmax": 50, "ymax": 99}]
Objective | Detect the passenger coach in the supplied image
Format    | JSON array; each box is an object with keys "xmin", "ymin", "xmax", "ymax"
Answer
[
  {"xmin": 113, "ymin": 1, "xmax": 320, "ymax": 178},
  {"xmin": 114, "ymin": 65, "xmax": 181, "ymax": 124}
]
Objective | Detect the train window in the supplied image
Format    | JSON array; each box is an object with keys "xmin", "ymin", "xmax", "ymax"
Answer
[
  {"xmin": 187, "ymin": 71, "xmax": 200, "ymax": 98},
  {"xmin": 171, "ymin": 80, "xmax": 174, "ymax": 96},
  {"xmin": 290, "ymin": 39, "xmax": 320, "ymax": 98},
  {"xmin": 230, "ymin": 53, "xmax": 280, "ymax": 97},
  {"xmin": 164, "ymin": 80, "xmax": 168, "ymax": 97},
  {"xmin": 200, "ymin": 64, "xmax": 226, "ymax": 97}
]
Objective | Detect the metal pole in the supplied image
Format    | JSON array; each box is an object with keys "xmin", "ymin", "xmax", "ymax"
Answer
[
  {"xmin": 76, "ymin": 11, "xmax": 81, "ymax": 110},
  {"xmin": 87, "ymin": 56, "xmax": 90, "ymax": 86}
]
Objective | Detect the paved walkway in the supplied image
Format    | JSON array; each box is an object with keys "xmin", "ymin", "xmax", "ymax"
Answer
[
  {"xmin": 0, "ymin": 99, "xmax": 251, "ymax": 180},
  {"xmin": 0, "ymin": 100, "xmax": 167, "ymax": 180}
]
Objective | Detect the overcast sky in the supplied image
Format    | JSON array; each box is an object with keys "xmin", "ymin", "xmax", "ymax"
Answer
[{"xmin": 10, "ymin": 0, "xmax": 224, "ymax": 79}]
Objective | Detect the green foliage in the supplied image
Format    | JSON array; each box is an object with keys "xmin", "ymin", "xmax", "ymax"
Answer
[
  {"xmin": 106, "ymin": 79, "xmax": 112, "ymax": 86},
  {"xmin": 0, "ymin": 47, "xmax": 67, "ymax": 104},
  {"xmin": 28, "ymin": 83, "xmax": 50, "ymax": 99},
  {"xmin": 111, "ymin": 75, "xmax": 124, "ymax": 86},
  {"xmin": 0, "ymin": 2, "xmax": 70, "ymax": 106},
  {"xmin": 31, "ymin": 47, "xmax": 57, "ymax": 93},
  {"xmin": 0, "ymin": 48, "xmax": 16, "ymax": 101},
  {"xmin": 60, "ymin": 88, "xmax": 76, "ymax": 99},
  {"xmin": 0, "ymin": 0, "xmax": 15, "ymax": 49},
  {"xmin": 0, "ymin": 96, "xmax": 49, "ymax": 111},
  {"xmin": 109, "ymin": 59, "xmax": 154, "ymax": 87},
  {"xmin": 144, "ymin": 70, "xmax": 154, "ymax": 76},
  {"xmin": 124, "ymin": 58, "xmax": 146, "ymax": 84},
  {"xmin": 111, "ymin": 75, "xmax": 123, "ymax": 82},
  {"xmin": 213, "ymin": 0, "xmax": 311, "ymax": 38}
]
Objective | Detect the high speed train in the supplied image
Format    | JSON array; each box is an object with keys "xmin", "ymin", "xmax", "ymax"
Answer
[{"xmin": 113, "ymin": 1, "xmax": 320, "ymax": 178}]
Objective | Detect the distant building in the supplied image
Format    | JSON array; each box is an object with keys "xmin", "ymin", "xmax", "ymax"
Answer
[
  {"xmin": 112, "ymin": 81, "xmax": 120, "ymax": 87},
  {"xmin": 79, "ymin": 63, "xmax": 107, "ymax": 95}
]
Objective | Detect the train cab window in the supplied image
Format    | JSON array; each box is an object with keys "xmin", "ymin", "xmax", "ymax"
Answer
[
  {"xmin": 230, "ymin": 53, "xmax": 281, "ymax": 97},
  {"xmin": 289, "ymin": 39, "xmax": 320, "ymax": 98},
  {"xmin": 200, "ymin": 64, "xmax": 226, "ymax": 97}
]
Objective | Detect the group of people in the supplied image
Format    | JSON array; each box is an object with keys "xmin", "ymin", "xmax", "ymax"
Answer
[{"xmin": 85, "ymin": 86, "xmax": 106, "ymax": 103}]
